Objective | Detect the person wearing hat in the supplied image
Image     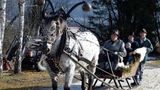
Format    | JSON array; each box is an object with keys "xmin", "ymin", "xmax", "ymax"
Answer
[
  {"xmin": 124, "ymin": 32, "xmax": 139, "ymax": 65},
  {"xmin": 130, "ymin": 28, "xmax": 153, "ymax": 86},
  {"xmin": 103, "ymin": 29, "xmax": 127, "ymax": 70}
]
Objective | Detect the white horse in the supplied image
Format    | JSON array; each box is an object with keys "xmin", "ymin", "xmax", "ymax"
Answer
[{"xmin": 40, "ymin": 8, "xmax": 100, "ymax": 90}]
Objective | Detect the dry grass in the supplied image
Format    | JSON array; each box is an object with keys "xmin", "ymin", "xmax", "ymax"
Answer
[
  {"xmin": 0, "ymin": 71, "xmax": 51, "ymax": 89},
  {"xmin": 147, "ymin": 60, "xmax": 160, "ymax": 65}
]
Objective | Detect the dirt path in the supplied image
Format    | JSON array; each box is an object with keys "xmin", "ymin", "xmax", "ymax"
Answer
[{"xmin": 132, "ymin": 61, "xmax": 160, "ymax": 90}]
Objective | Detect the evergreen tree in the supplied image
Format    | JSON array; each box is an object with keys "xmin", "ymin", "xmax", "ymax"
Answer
[
  {"xmin": 89, "ymin": 0, "xmax": 158, "ymax": 44},
  {"xmin": 116, "ymin": 0, "xmax": 157, "ymax": 36},
  {"xmin": 25, "ymin": 0, "xmax": 43, "ymax": 37},
  {"xmin": 88, "ymin": 0, "xmax": 116, "ymax": 44}
]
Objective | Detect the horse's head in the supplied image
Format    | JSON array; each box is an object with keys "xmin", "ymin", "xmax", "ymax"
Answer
[
  {"xmin": 40, "ymin": 1, "xmax": 91, "ymax": 54},
  {"xmin": 41, "ymin": 8, "xmax": 68, "ymax": 54}
]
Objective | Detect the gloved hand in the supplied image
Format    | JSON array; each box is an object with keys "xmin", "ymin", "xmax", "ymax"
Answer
[
  {"xmin": 113, "ymin": 52, "xmax": 118, "ymax": 55},
  {"xmin": 129, "ymin": 51, "xmax": 135, "ymax": 55}
]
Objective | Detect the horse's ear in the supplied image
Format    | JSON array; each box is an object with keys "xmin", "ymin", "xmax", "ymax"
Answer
[
  {"xmin": 42, "ymin": 11, "xmax": 52, "ymax": 19},
  {"xmin": 58, "ymin": 8, "xmax": 68, "ymax": 20},
  {"xmin": 42, "ymin": 10, "xmax": 56, "ymax": 20}
]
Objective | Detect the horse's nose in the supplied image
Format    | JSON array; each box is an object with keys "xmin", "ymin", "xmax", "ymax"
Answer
[{"xmin": 43, "ymin": 37, "xmax": 49, "ymax": 41}]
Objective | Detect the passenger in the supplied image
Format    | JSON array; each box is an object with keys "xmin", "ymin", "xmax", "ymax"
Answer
[
  {"xmin": 130, "ymin": 28, "xmax": 153, "ymax": 86},
  {"xmin": 124, "ymin": 32, "xmax": 139, "ymax": 65},
  {"xmin": 103, "ymin": 29, "xmax": 127, "ymax": 70}
]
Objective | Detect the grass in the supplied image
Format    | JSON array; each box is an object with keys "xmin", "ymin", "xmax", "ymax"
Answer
[
  {"xmin": 148, "ymin": 60, "xmax": 160, "ymax": 65},
  {"xmin": 0, "ymin": 71, "xmax": 51, "ymax": 89}
]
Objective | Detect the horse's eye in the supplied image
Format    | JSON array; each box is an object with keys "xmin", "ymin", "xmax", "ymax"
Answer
[
  {"xmin": 50, "ymin": 27, "xmax": 55, "ymax": 31},
  {"xmin": 51, "ymin": 34, "xmax": 54, "ymax": 36},
  {"xmin": 56, "ymin": 22, "xmax": 59, "ymax": 25}
]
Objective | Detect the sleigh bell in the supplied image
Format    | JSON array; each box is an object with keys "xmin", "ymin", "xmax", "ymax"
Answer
[{"xmin": 82, "ymin": 2, "xmax": 92, "ymax": 12}]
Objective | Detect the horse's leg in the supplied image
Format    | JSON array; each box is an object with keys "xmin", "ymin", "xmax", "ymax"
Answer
[
  {"xmin": 88, "ymin": 74, "xmax": 94, "ymax": 90},
  {"xmin": 45, "ymin": 60, "xmax": 58, "ymax": 90},
  {"xmin": 47, "ymin": 68, "xmax": 58, "ymax": 90},
  {"xmin": 88, "ymin": 55, "xmax": 98, "ymax": 90},
  {"xmin": 64, "ymin": 65, "xmax": 75, "ymax": 90},
  {"xmin": 87, "ymin": 66, "xmax": 94, "ymax": 90},
  {"xmin": 60, "ymin": 54, "xmax": 76, "ymax": 90},
  {"xmin": 80, "ymin": 71, "xmax": 87, "ymax": 90},
  {"xmin": 51, "ymin": 76, "xmax": 58, "ymax": 90}
]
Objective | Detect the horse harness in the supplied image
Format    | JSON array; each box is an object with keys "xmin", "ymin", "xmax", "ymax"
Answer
[{"xmin": 45, "ymin": 30, "xmax": 98, "ymax": 73}]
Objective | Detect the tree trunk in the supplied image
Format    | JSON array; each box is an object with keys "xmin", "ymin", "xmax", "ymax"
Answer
[
  {"xmin": 14, "ymin": 0, "xmax": 25, "ymax": 74},
  {"xmin": 0, "ymin": 0, "xmax": 7, "ymax": 75}
]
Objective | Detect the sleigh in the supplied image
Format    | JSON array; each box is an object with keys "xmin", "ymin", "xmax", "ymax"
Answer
[
  {"xmin": 93, "ymin": 48, "xmax": 145, "ymax": 89},
  {"xmin": 64, "ymin": 47, "xmax": 146, "ymax": 89}
]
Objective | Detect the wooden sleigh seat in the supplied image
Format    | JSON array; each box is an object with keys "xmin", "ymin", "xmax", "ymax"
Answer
[{"xmin": 95, "ymin": 52, "xmax": 141, "ymax": 78}]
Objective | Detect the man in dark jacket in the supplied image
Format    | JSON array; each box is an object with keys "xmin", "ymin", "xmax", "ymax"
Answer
[
  {"xmin": 103, "ymin": 29, "xmax": 127, "ymax": 70},
  {"xmin": 131, "ymin": 28, "xmax": 153, "ymax": 86}
]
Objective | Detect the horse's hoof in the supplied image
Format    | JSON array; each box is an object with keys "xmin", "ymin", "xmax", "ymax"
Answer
[
  {"xmin": 52, "ymin": 86, "xmax": 57, "ymax": 90},
  {"xmin": 64, "ymin": 87, "xmax": 70, "ymax": 90}
]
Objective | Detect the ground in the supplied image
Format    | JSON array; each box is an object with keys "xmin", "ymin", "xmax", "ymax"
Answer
[
  {"xmin": 0, "ymin": 60, "xmax": 160, "ymax": 90},
  {"xmin": 0, "ymin": 71, "xmax": 51, "ymax": 90},
  {"xmin": 132, "ymin": 60, "xmax": 160, "ymax": 90}
]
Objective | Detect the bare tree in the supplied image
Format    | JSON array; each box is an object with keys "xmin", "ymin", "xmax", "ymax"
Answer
[
  {"xmin": 14, "ymin": 0, "xmax": 25, "ymax": 73},
  {"xmin": 0, "ymin": 0, "xmax": 7, "ymax": 74}
]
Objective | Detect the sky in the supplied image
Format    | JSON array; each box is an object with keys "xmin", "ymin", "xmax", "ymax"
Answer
[{"xmin": 6, "ymin": 0, "xmax": 93, "ymax": 23}]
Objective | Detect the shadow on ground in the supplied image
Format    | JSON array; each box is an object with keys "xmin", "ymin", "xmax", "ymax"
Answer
[{"xmin": 1, "ymin": 85, "xmax": 82, "ymax": 90}]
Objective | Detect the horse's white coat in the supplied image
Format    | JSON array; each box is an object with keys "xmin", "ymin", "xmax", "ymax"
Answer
[
  {"xmin": 42, "ymin": 19, "xmax": 100, "ymax": 88},
  {"xmin": 48, "ymin": 30, "xmax": 100, "ymax": 87},
  {"xmin": 40, "ymin": 11, "xmax": 100, "ymax": 89}
]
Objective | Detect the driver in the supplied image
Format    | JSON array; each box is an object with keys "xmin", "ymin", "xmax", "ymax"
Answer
[{"xmin": 103, "ymin": 29, "xmax": 127, "ymax": 70}]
